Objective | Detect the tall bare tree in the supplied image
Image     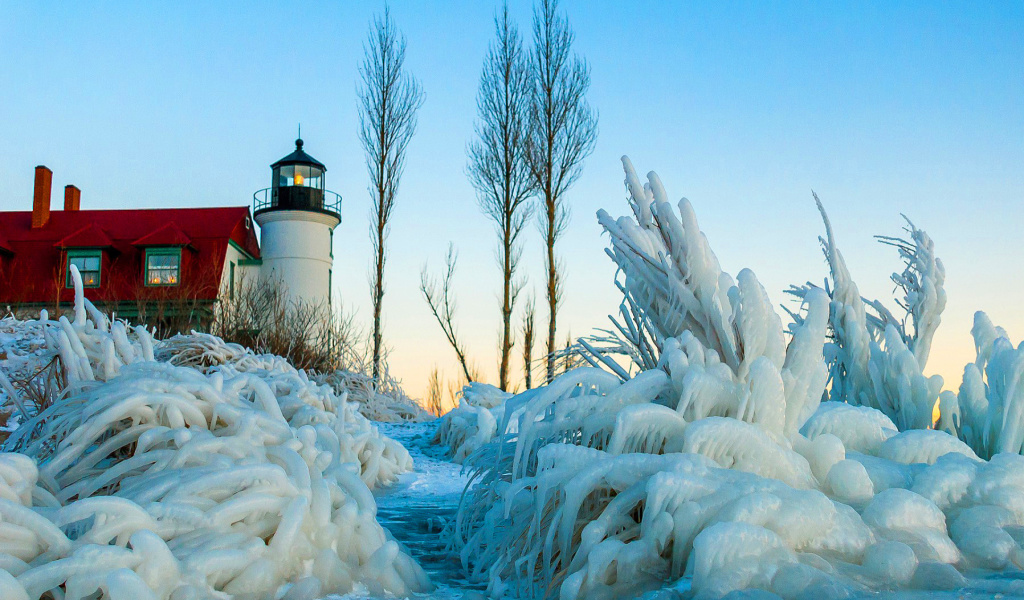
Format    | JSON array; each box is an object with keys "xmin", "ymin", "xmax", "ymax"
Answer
[
  {"xmin": 468, "ymin": 5, "xmax": 535, "ymax": 392},
  {"xmin": 359, "ymin": 8, "xmax": 424, "ymax": 380},
  {"xmin": 528, "ymin": 0, "xmax": 597, "ymax": 383}
]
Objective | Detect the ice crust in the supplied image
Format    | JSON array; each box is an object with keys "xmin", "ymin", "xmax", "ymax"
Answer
[
  {"xmin": 445, "ymin": 159, "xmax": 1024, "ymax": 600},
  {"xmin": 0, "ymin": 266, "xmax": 428, "ymax": 599}
]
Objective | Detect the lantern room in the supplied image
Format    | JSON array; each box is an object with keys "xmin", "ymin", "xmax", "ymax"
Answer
[{"xmin": 254, "ymin": 138, "xmax": 340, "ymax": 218}]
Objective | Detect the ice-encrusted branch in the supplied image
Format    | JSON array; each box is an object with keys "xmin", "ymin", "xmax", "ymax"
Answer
[
  {"xmin": 787, "ymin": 199, "xmax": 942, "ymax": 431},
  {"xmin": 873, "ymin": 216, "xmax": 946, "ymax": 368}
]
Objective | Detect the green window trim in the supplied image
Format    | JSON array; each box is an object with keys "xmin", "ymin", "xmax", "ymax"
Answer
[
  {"xmin": 65, "ymin": 249, "xmax": 103, "ymax": 288},
  {"xmin": 144, "ymin": 247, "xmax": 182, "ymax": 287},
  {"xmin": 229, "ymin": 262, "xmax": 235, "ymax": 300},
  {"xmin": 228, "ymin": 238, "xmax": 256, "ymax": 260}
]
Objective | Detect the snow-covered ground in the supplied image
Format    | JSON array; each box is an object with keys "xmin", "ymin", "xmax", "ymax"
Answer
[{"xmin": 358, "ymin": 421, "xmax": 482, "ymax": 600}]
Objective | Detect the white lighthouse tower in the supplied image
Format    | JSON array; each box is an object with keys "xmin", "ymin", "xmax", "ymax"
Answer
[{"xmin": 253, "ymin": 138, "xmax": 341, "ymax": 306}]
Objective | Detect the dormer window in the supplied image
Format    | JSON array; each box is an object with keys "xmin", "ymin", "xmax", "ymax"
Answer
[
  {"xmin": 66, "ymin": 250, "xmax": 102, "ymax": 288},
  {"xmin": 145, "ymin": 248, "xmax": 181, "ymax": 286}
]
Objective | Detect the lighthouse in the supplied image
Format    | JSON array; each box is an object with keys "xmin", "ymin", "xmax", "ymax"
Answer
[{"xmin": 253, "ymin": 138, "xmax": 341, "ymax": 306}]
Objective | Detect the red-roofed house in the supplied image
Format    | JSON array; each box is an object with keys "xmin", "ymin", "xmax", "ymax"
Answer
[
  {"xmin": 0, "ymin": 166, "xmax": 261, "ymax": 329},
  {"xmin": 3, "ymin": 138, "xmax": 342, "ymax": 332}
]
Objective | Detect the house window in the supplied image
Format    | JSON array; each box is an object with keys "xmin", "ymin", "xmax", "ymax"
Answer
[
  {"xmin": 145, "ymin": 248, "xmax": 181, "ymax": 286},
  {"xmin": 229, "ymin": 262, "xmax": 235, "ymax": 300},
  {"xmin": 66, "ymin": 250, "xmax": 102, "ymax": 288}
]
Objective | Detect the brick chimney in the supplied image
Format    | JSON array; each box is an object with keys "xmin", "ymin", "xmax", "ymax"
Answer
[
  {"xmin": 64, "ymin": 185, "xmax": 81, "ymax": 211},
  {"xmin": 32, "ymin": 166, "xmax": 52, "ymax": 228}
]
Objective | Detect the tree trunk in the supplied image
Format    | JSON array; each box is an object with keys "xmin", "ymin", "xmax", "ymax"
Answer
[
  {"xmin": 372, "ymin": 216, "xmax": 385, "ymax": 380},
  {"xmin": 545, "ymin": 187, "xmax": 557, "ymax": 383},
  {"xmin": 499, "ymin": 218, "xmax": 513, "ymax": 390}
]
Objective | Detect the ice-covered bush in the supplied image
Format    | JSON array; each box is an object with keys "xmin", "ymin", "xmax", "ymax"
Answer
[
  {"xmin": 434, "ymin": 382, "xmax": 513, "ymax": 463},
  {"xmin": 318, "ymin": 367, "xmax": 433, "ymax": 423},
  {"xmin": 787, "ymin": 201, "xmax": 946, "ymax": 431},
  {"xmin": 938, "ymin": 312, "xmax": 1024, "ymax": 459},
  {"xmin": 0, "ymin": 267, "xmax": 428, "ymax": 599},
  {"xmin": 451, "ymin": 158, "xmax": 1024, "ymax": 600},
  {"xmin": 158, "ymin": 331, "xmax": 433, "ymax": 423}
]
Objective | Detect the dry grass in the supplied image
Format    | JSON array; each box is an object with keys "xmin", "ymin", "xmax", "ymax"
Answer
[{"xmin": 211, "ymin": 274, "xmax": 360, "ymax": 374}]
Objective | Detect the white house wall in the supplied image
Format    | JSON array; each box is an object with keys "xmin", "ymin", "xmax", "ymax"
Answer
[{"xmin": 218, "ymin": 242, "xmax": 256, "ymax": 302}]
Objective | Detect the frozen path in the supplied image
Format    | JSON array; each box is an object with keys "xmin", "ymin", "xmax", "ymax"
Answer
[{"xmin": 369, "ymin": 420, "xmax": 484, "ymax": 599}]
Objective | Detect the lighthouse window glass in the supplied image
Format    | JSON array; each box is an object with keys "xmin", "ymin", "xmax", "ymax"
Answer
[
  {"xmin": 65, "ymin": 250, "xmax": 102, "ymax": 288},
  {"xmin": 277, "ymin": 165, "xmax": 322, "ymax": 188},
  {"xmin": 145, "ymin": 248, "xmax": 181, "ymax": 286}
]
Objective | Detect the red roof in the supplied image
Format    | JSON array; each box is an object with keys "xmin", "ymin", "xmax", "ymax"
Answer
[
  {"xmin": 0, "ymin": 206, "xmax": 260, "ymax": 306},
  {"xmin": 131, "ymin": 222, "xmax": 193, "ymax": 247},
  {"xmin": 55, "ymin": 223, "xmax": 114, "ymax": 249}
]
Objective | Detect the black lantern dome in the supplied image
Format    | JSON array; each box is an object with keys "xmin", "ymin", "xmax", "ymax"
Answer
[{"xmin": 254, "ymin": 138, "xmax": 341, "ymax": 218}]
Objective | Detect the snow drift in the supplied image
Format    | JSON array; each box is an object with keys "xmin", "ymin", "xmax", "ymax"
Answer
[
  {"xmin": 0, "ymin": 267, "xmax": 428, "ymax": 599},
  {"xmin": 449, "ymin": 158, "xmax": 1024, "ymax": 600}
]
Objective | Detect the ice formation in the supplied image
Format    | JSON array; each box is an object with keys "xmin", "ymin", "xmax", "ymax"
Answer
[
  {"xmin": 787, "ymin": 201, "xmax": 946, "ymax": 432},
  {"xmin": 434, "ymin": 382, "xmax": 513, "ymax": 463},
  {"xmin": 318, "ymin": 369, "xmax": 433, "ymax": 424},
  {"xmin": 449, "ymin": 158, "xmax": 1024, "ymax": 600},
  {"xmin": 0, "ymin": 266, "xmax": 428, "ymax": 599},
  {"xmin": 939, "ymin": 311, "xmax": 1024, "ymax": 458}
]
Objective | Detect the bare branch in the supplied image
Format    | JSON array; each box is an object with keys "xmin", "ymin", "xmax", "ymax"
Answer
[{"xmin": 420, "ymin": 244, "xmax": 475, "ymax": 383}]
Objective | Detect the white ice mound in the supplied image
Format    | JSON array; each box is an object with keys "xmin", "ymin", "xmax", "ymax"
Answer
[
  {"xmin": 801, "ymin": 401, "xmax": 897, "ymax": 455},
  {"xmin": 878, "ymin": 429, "xmax": 980, "ymax": 465},
  {"xmin": 450, "ymin": 159, "xmax": 1024, "ymax": 600},
  {"xmin": 0, "ymin": 267, "xmax": 426, "ymax": 598},
  {"xmin": 159, "ymin": 330, "xmax": 433, "ymax": 424},
  {"xmin": 683, "ymin": 417, "xmax": 815, "ymax": 489}
]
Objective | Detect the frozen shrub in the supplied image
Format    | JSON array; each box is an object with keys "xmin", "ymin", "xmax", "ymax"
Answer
[
  {"xmin": 0, "ymin": 266, "xmax": 428, "ymax": 598},
  {"xmin": 940, "ymin": 312, "xmax": 1024, "ymax": 459},
  {"xmin": 434, "ymin": 382, "xmax": 513, "ymax": 463},
  {"xmin": 788, "ymin": 202, "xmax": 946, "ymax": 431},
  {"xmin": 451, "ymin": 158, "xmax": 1024, "ymax": 600}
]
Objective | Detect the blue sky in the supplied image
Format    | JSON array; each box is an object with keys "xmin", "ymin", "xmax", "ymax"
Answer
[{"xmin": 1, "ymin": 1, "xmax": 1022, "ymax": 399}]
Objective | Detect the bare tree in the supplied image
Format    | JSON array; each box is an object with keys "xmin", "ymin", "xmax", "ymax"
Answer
[
  {"xmin": 468, "ymin": 5, "xmax": 535, "ymax": 392},
  {"xmin": 359, "ymin": 8, "xmax": 425, "ymax": 381},
  {"xmin": 521, "ymin": 293, "xmax": 536, "ymax": 389},
  {"xmin": 420, "ymin": 244, "xmax": 474, "ymax": 383},
  {"xmin": 527, "ymin": 0, "xmax": 598, "ymax": 383},
  {"xmin": 426, "ymin": 366, "xmax": 444, "ymax": 417}
]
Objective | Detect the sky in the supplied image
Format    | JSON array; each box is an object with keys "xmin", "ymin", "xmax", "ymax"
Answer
[{"xmin": 1, "ymin": 1, "xmax": 1022, "ymax": 403}]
